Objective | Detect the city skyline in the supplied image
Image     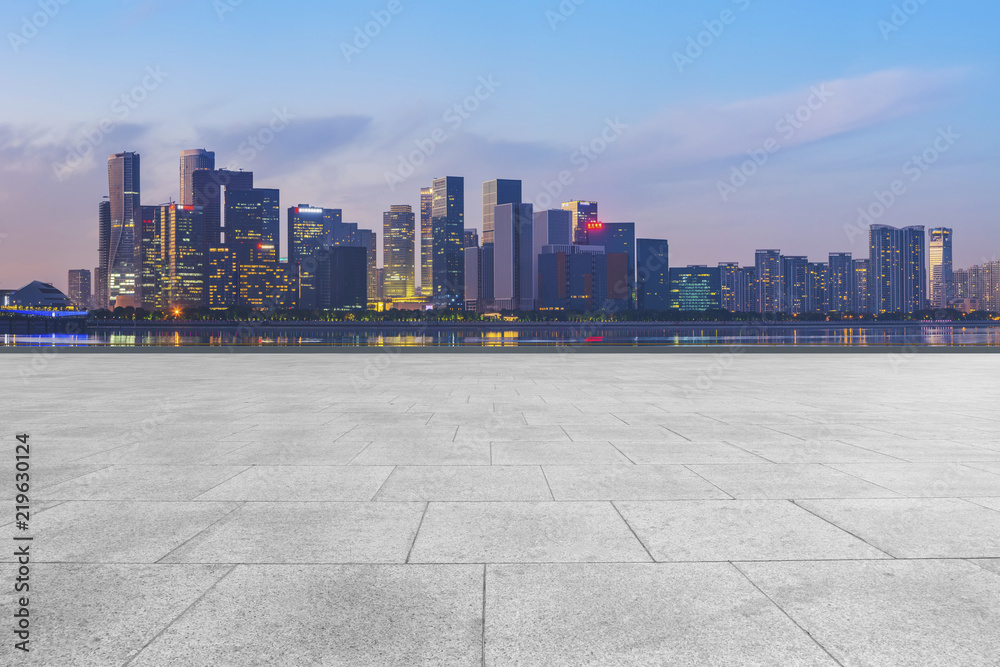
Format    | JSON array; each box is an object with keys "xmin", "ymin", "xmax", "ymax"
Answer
[{"xmin": 1, "ymin": 1, "xmax": 998, "ymax": 292}]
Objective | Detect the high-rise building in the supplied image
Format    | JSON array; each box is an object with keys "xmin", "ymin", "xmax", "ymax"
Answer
[
  {"xmin": 180, "ymin": 149, "xmax": 215, "ymax": 206},
  {"xmin": 225, "ymin": 188, "xmax": 279, "ymax": 261},
  {"xmin": 806, "ymin": 261, "xmax": 828, "ymax": 313},
  {"xmin": 67, "ymin": 270, "xmax": 92, "ymax": 310},
  {"xmin": 97, "ymin": 200, "xmax": 111, "ymax": 309},
  {"xmin": 383, "ymin": 205, "xmax": 416, "ymax": 300},
  {"xmin": 853, "ymin": 258, "xmax": 872, "ymax": 314},
  {"xmin": 669, "ymin": 266, "xmax": 721, "ymax": 311},
  {"xmin": 636, "ymin": 239, "xmax": 670, "ymax": 311},
  {"xmin": 464, "ymin": 229, "xmax": 479, "ymax": 249},
  {"xmin": 420, "ymin": 186, "xmax": 433, "ymax": 297},
  {"xmin": 870, "ymin": 225, "xmax": 901, "ymax": 314},
  {"xmin": 538, "ymin": 245, "xmax": 607, "ymax": 312},
  {"xmin": 869, "ymin": 225, "xmax": 926, "ymax": 314},
  {"xmin": 929, "ymin": 228, "xmax": 953, "ymax": 309},
  {"xmin": 561, "ymin": 201, "xmax": 598, "ymax": 245},
  {"xmin": 755, "ymin": 250, "xmax": 781, "ymax": 313},
  {"xmin": 207, "ymin": 245, "xmax": 237, "ymax": 310},
  {"xmin": 288, "ymin": 206, "xmax": 340, "ymax": 309},
  {"xmin": 483, "ymin": 179, "xmax": 521, "ymax": 245},
  {"xmin": 464, "ymin": 245, "xmax": 481, "ymax": 312},
  {"xmin": 192, "ymin": 168, "xmax": 253, "ymax": 247},
  {"xmin": 779, "ymin": 256, "xmax": 809, "ymax": 314},
  {"xmin": 359, "ymin": 228, "xmax": 378, "ymax": 304},
  {"xmin": 431, "ymin": 176, "xmax": 465, "ymax": 307},
  {"xmin": 901, "ymin": 226, "xmax": 927, "ymax": 314},
  {"xmin": 317, "ymin": 246, "xmax": 367, "ymax": 311},
  {"xmin": 827, "ymin": 253, "xmax": 854, "ymax": 314},
  {"xmin": 107, "ymin": 152, "xmax": 141, "ymax": 308},
  {"xmin": 952, "ymin": 268, "xmax": 970, "ymax": 300},
  {"xmin": 586, "ymin": 222, "xmax": 635, "ymax": 308},
  {"xmin": 532, "ymin": 210, "xmax": 574, "ymax": 306},
  {"xmin": 718, "ymin": 262, "xmax": 739, "ymax": 313},
  {"xmin": 737, "ymin": 266, "xmax": 757, "ymax": 312},
  {"xmin": 494, "ymin": 203, "xmax": 534, "ymax": 310},
  {"xmin": 139, "ymin": 205, "xmax": 162, "ymax": 310},
  {"xmin": 160, "ymin": 204, "xmax": 206, "ymax": 308}
]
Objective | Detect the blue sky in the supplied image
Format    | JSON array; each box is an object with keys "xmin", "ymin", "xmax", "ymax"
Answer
[{"xmin": 1, "ymin": 0, "xmax": 998, "ymax": 291}]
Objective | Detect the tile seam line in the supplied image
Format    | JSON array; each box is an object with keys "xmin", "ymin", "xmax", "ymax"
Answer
[
  {"xmin": 730, "ymin": 562, "xmax": 847, "ymax": 667},
  {"xmin": 790, "ymin": 500, "xmax": 897, "ymax": 560},
  {"xmin": 680, "ymin": 465, "xmax": 737, "ymax": 500},
  {"xmin": 405, "ymin": 502, "xmax": 430, "ymax": 564},
  {"xmin": 120, "ymin": 563, "xmax": 239, "ymax": 667},
  {"xmin": 154, "ymin": 502, "xmax": 247, "ymax": 564},
  {"xmin": 816, "ymin": 462, "xmax": 904, "ymax": 497},
  {"xmin": 610, "ymin": 501, "xmax": 656, "ymax": 563},
  {"xmin": 187, "ymin": 465, "xmax": 256, "ymax": 501}
]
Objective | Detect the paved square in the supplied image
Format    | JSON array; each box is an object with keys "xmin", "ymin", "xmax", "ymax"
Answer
[{"xmin": 3, "ymin": 352, "xmax": 1000, "ymax": 665}]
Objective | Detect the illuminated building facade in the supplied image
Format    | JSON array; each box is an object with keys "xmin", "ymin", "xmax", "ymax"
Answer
[
  {"xmin": 431, "ymin": 176, "xmax": 465, "ymax": 307},
  {"xmin": 669, "ymin": 266, "xmax": 721, "ymax": 311},
  {"xmin": 853, "ymin": 258, "xmax": 872, "ymax": 314},
  {"xmin": 420, "ymin": 186, "xmax": 433, "ymax": 297},
  {"xmin": 561, "ymin": 201, "xmax": 598, "ymax": 245},
  {"xmin": 493, "ymin": 203, "xmax": 535, "ymax": 311},
  {"xmin": 179, "ymin": 149, "xmax": 215, "ymax": 206},
  {"xmin": 827, "ymin": 253, "xmax": 853, "ymax": 314},
  {"xmin": 538, "ymin": 245, "xmax": 607, "ymax": 312},
  {"xmin": 225, "ymin": 187, "xmax": 279, "ymax": 261},
  {"xmin": 288, "ymin": 206, "xmax": 340, "ymax": 309},
  {"xmin": 107, "ymin": 152, "xmax": 141, "ymax": 308},
  {"xmin": 383, "ymin": 205, "xmax": 416, "ymax": 299},
  {"xmin": 755, "ymin": 250, "xmax": 781, "ymax": 313},
  {"xmin": 161, "ymin": 204, "xmax": 206, "ymax": 308},
  {"xmin": 67, "ymin": 270, "xmax": 92, "ymax": 310},
  {"xmin": 586, "ymin": 222, "xmax": 635, "ymax": 308},
  {"xmin": 929, "ymin": 227, "xmax": 953, "ymax": 309}
]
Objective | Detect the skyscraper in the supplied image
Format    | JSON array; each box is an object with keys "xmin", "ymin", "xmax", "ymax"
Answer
[
  {"xmin": 97, "ymin": 200, "xmax": 111, "ymax": 309},
  {"xmin": 853, "ymin": 258, "xmax": 872, "ymax": 314},
  {"xmin": 67, "ymin": 270, "xmax": 92, "ymax": 310},
  {"xmin": 180, "ymin": 149, "xmax": 215, "ymax": 206},
  {"xmin": 160, "ymin": 204, "xmax": 206, "ymax": 308},
  {"xmin": 431, "ymin": 176, "xmax": 465, "ymax": 307},
  {"xmin": 827, "ymin": 253, "xmax": 854, "ymax": 314},
  {"xmin": 383, "ymin": 205, "xmax": 416, "ymax": 299},
  {"xmin": 755, "ymin": 250, "xmax": 781, "ymax": 313},
  {"xmin": 483, "ymin": 179, "xmax": 522, "ymax": 245},
  {"xmin": 192, "ymin": 168, "xmax": 253, "ymax": 247},
  {"xmin": 870, "ymin": 225, "xmax": 901, "ymax": 314},
  {"xmin": 806, "ymin": 261, "xmax": 828, "ymax": 313},
  {"xmin": 288, "ymin": 206, "xmax": 340, "ymax": 310},
  {"xmin": 494, "ymin": 203, "xmax": 534, "ymax": 310},
  {"xmin": 929, "ymin": 228, "xmax": 953, "ymax": 309},
  {"xmin": 901, "ymin": 226, "xmax": 927, "ymax": 314},
  {"xmin": 139, "ymin": 205, "xmax": 161, "ymax": 310},
  {"xmin": 464, "ymin": 229, "xmax": 479, "ymax": 249},
  {"xmin": 636, "ymin": 239, "xmax": 670, "ymax": 311},
  {"xmin": 107, "ymin": 152, "xmax": 141, "ymax": 308},
  {"xmin": 737, "ymin": 266, "xmax": 757, "ymax": 312},
  {"xmin": 358, "ymin": 228, "xmax": 378, "ymax": 304},
  {"xmin": 532, "ymin": 210, "xmax": 573, "ymax": 306},
  {"xmin": 718, "ymin": 262, "xmax": 739, "ymax": 312},
  {"xmin": 561, "ymin": 201, "xmax": 598, "ymax": 245},
  {"xmin": 780, "ymin": 256, "xmax": 808, "ymax": 314},
  {"xmin": 225, "ymin": 188, "xmax": 280, "ymax": 261},
  {"xmin": 586, "ymin": 222, "xmax": 636, "ymax": 308},
  {"xmin": 420, "ymin": 186, "xmax": 433, "ymax": 297}
]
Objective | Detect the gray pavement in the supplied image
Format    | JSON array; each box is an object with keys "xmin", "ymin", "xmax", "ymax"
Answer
[{"xmin": 2, "ymin": 353, "xmax": 1000, "ymax": 666}]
